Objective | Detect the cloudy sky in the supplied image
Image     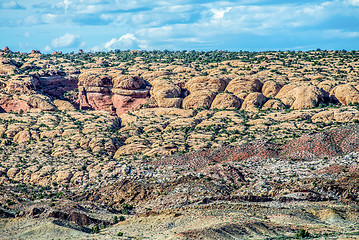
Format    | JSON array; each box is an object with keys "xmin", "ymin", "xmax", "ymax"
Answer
[{"xmin": 1, "ymin": 0, "xmax": 359, "ymax": 53}]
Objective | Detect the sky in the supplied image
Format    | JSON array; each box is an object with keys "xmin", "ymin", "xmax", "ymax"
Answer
[{"xmin": 1, "ymin": 0, "xmax": 359, "ymax": 53}]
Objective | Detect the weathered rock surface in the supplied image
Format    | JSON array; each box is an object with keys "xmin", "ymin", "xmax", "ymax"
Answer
[
  {"xmin": 276, "ymin": 84, "xmax": 325, "ymax": 109},
  {"xmin": 240, "ymin": 92, "xmax": 267, "ymax": 111},
  {"xmin": 225, "ymin": 77, "xmax": 262, "ymax": 95},
  {"xmin": 185, "ymin": 76, "xmax": 228, "ymax": 93},
  {"xmin": 182, "ymin": 76, "xmax": 230, "ymax": 109},
  {"xmin": 210, "ymin": 92, "xmax": 241, "ymax": 110},
  {"xmin": 262, "ymin": 81, "xmax": 282, "ymax": 98},
  {"xmin": 183, "ymin": 90, "xmax": 216, "ymax": 109},
  {"xmin": 0, "ymin": 94, "xmax": 30, "ymax": 113},
  {"xmin": 78, "ymin": 70, "xmax": 149, "ymax": 115},
  {"xmin": 262, "ymin": 99, "xmax": 285, "ymax": 110},
  {"xmin": 2, "ymin": 50, "xmax": 359, "ymax": 240},
  {"xmin": 78, "ymin": 70, "xmax": 114, "ymax": 113},
  {"xmin": 53, "ymin": 100, "xmax": 76, "ymax": 111},
  {"xmin": 0, "ymin": 57, "xmax": 18, "ymax": 75},
  {"xmin": 13, "ymin": 130, "xmax": 31, "ymax": 143},
  {"xmin": 311, "ymin": 108, "xmax": 359, "ymax": 123},
  {"xmin": 112, "ymin": 75, "xmax": 149, "ymax": 115},
  {"xmin": 78, "ymin": 69, "xmax": 112, "ymax": 87},
  {"xmin": 23, "ymin": 95, "xmax": 57, "ymax": 111},
  {"xmin": 330, "ymin": 83, "xmax": 359, "ymax": 105},
  {"xmin": 114, "ymin": 143, "xmax": 149, "ymax": 157},
  {"xmin": 112, "ymin": 75, "xmax": 145, "ymax": 90},
  {"xmin": 150, "ymin": 79, "xmax": 182, "ymax": 108}
]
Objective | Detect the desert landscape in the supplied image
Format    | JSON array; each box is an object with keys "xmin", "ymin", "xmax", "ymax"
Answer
[{"xmin": 0, "ymin": 47, "xmax": 359, "ymax": 239}]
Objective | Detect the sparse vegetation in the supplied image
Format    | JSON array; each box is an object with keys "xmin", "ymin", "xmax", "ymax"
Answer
[{"xmin": 1, "ymin": 49, "xmax": 359, "ymax": 239}]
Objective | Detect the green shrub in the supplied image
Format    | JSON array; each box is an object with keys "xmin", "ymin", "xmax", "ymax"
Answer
[
  {"xmin": 120, "ymin": 203, "xmax": 134, "ymax": 214},
  {"xmin": 295, "ymin": 229, "xmax": 310, "ymax": 238},
  {"xmin": 92, "ymin": 225, "xmax": 100, "ymax": 233}
]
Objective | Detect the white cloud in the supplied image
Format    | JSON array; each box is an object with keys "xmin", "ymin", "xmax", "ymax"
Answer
[
  {"xmin": 103, "ymin": 33, "xmax": 143, "ymax": 50},
  {"xmin": 211, "ymin": 7, "xmax": 232, "ymax": 21},
  {"xmin": 41, "ymin": 14, "xmax": 59, "ymax": 23},
  {"xmin": 63, "ymin": 0, "xmax": 72, "ymax": 14},
  {"xmin": 1, "ymin": 1, "xmax": 25, "ymax": 9},
  {"xmin": 2, "ymin": 0, "xmax": 359, "ymax": 52},
  {"xmin": 192, "ymin": 2, "xmax": 332, "ymax": 36},
  {"xmin": 43, "ymin": 45, "xmax": 52, "ymax": 52},
  {"xmin": 51, "ymin": 33, "xmax": 80, "ymax": 48},
  {"xmin": 22, "ymin": 15, "xmax": 40, "ymax": 26},
  {"xmin": 347, "ymin": 0, "xmax": 359, "ymax": 6},
  {"xmin": 325, "ymin": 29, "xmax": 359, "ymax": 38},
  {"xmin": 79, "ymin": 0, "xmax": 111, "ymax": 4}
]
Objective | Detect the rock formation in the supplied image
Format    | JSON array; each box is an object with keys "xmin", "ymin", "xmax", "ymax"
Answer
[
  {"xmin": 183, "ymin": 76, "xmax": 229, "ymax": 109},
  {"xmin": 225, "ymin": 77, "xmax": 262, "ymax": 95},
  {"xmin": 240, "ymin": 92, "xmax": 267, "ymax": 111},
  {"xmin": 275, "ymin": 84, "xmax": 325, "ymax": 109},
  {"xmin": 262, "ymin": 81, "xmax": 282, "ymax": 98},
  {"xmin": 330, "ymin": 83, "xmax": 359, "ymax": 105},
  {"xmin": 1, "ymin": 50, "xmax": 359, "ymax": 240},
  {"xmin": 210, "ymin": 92, "xmax": 241, "ymax": 110},
  {"xmin": 149, "ymin": 79, "xmax": 182, "ymax": 108},
  {"xmin": 78, "ymin": 70, "xmax": 149, "ymax": 116},
  {"xmin": 112, "ymin": 75, "xmax": 149, "ymax": 116}
]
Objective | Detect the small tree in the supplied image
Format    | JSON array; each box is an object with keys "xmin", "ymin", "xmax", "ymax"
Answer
[
  {"xmin": 113, "ymin": 216, "xmax": 118, "ymax": 224},
  {"xmin": 296, "ymin": 229, "xmax": 310, "ymax": 238},
  {"xmin": 92, "ymin": 225, "xmax": 100, "ymax": 233}
]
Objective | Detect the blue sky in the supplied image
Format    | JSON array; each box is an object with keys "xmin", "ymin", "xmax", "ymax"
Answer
[{"xmin": 1, "ymin": 0, "xmax": 359, "ymax": 53}]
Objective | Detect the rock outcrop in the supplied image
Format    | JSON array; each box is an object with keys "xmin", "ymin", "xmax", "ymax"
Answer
[
  {"xmin": 0, "ymin": 94, "xmax": 30, "ymax": 113},
  {"xmin": 183, "ymin": 90, "xmax": 216, "ymax": 109},
  {"xmin": 240, "ymin": 92, "xmax": 267, "ymax": 111},
  {"xmin": 185, "ymin": 76, "xmax": 228, "ymax": 93},
  {"xmin": 183, "ymin": 76, "xmax": 229, "ymax": 109},
  {"xmin": 22, "ymin": 95, "xmax": 57, "ymax": 111},
  {"xmin": 225, "ymin": 77, "xmax": 262, "ymax": 95},
  {"xmin": 32, "ymin": 70, "xmax": 78, "ymax": 100},
  {"xmin": 0, "ymin": 57, "xmax": 19, "ymax": 75},
  {"xmin": 330, "ymin": 83, "xmax": 359, "ymax": 105},
  {"xmin": 114, "ymin": 143, "xmax": 149, "ymax": 157},
  {"xmin": 275, "ymin": 84, "xmax": 325, "ymax": 109},
  {"xmin": 150, "ymin": 79, "xmax": 182, "ymax": 108},
  {"xmin": 210, "ymin": 93, "xmax": 241, "ymax": 110},
  {"xmin": 53, "ymin": 100, "xmax": 76, "ymax": 111},
  {"xmin": 79, "ymin": 70, "xmax": 149, "ymax": 116},
  {"xmin": 78, "ymin": 69, "xmax": 114, "ymax": 113},
  {"xmin": 262, "ymin": 81, "xmax": 282, "ymax": 98},
  {"xmin": 262, "ymin": 99, "xmax": 285, "ymax": 110},
  {"xmin": 112, "ymin": 75, "xmax": 149, "ymax": 116},
  {"xmin": 13, "ymin": 130, "xmax": 31, "ymax": 143}
]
